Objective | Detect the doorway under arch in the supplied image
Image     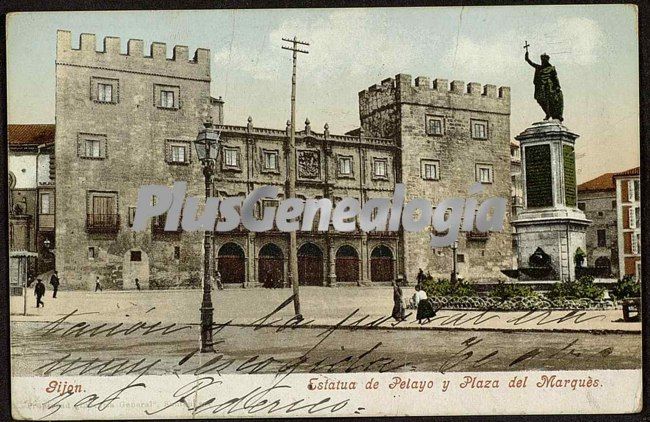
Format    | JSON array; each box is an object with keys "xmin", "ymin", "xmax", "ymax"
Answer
[
  {"xmin": 217, "ymin": 242, "xmax": 245, "ymax": 284},
  {"xmin": 370, "ymin": 245, "xmax": 394, "ymax": 282},
  {"xmin": 259, "ymin": 243, "xmax": 284, "ymax": 288},
  {"xmin": 336, "ymin": 245, "xmax": 359, "ymax": 283},
  {"xmin": 298, "ymin": 242, "xmax": 323, "ymax": 286}
]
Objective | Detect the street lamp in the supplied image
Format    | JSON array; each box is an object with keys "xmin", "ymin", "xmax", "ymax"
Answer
[
  {"xmin": 194, "ymin": 120, "xmax": 220, "ymax": 353},
  {"xmin": 450, "ymin": 240, "xmax": 459, "ymax": 285}
]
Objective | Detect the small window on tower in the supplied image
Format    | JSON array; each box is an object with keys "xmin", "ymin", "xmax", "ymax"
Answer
[
  {"xmin": 426, "ymin": 116, "xmax": 444, "ymax": 136},
  {"xmin": 174, "ymin": 246, "xmax": 180, "ymax": 260},
  {"xmin": 475, "ymin": 163, "xmax": 493, "ymax": 184},
  {"xmin": 98, "ymin": 83, "xmax": 113, "ymax": 102},
  {"xmin": 155, "ymin": 84, "xmax": 180, "ymax": 109},
  {"xmin": 471, "ymin": 119, "xmax": 488, "ymax": 139},
  {"xmin": 130, "ymin": 250, "xmax": 142, "ymax": 262}
]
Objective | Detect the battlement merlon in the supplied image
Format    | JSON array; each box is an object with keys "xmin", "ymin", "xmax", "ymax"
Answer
[
  {"xmin": 56, "ymin": 30, "xmax": 210, "ymax": 81},
  {"xmin": 358, "ymin": 73, "xmax": 510, "ymax": 116}
]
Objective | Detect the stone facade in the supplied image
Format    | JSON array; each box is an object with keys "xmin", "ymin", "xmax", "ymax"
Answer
[
  {"xmin": 358, "ymin": 74, "xmax": 512, "ymax": 283},
  {"xmin": 210, "ymin": 120, "xmax": 401, "ymax": 287},
  {"xmin": 53, "ymin": 30, "xmax": 516, "ymax": 289},
  {"xmin": 54, "ymin": 31, "xmax": 220, "ymax": 289},
  {"xmin": 577, "ymin": 173, "xmax": 619, "ymax": 277}
]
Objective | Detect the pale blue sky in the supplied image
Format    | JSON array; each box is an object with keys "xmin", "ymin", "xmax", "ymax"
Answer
[{"xmin": 6, "ymin": 5, "xmax": 639, "ymax": 182}]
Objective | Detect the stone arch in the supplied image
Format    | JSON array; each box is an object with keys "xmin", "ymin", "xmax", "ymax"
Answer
[
  {"xmin": 258, "ymin": 243, "xmax": 284, "ymax": 288},
  {"xmin": 336, "ymin": 245, "xmax": 360, "ymax": 283},
  {"xmin": 298, "ymin": 242, "xmax": 323, "ymax": 286},
  {"xmin": 370, "ymin": 244, "xmax": 394, "ymax": 282},
  {"xmin": 217, "ymin": 242, "xmax": 245, "ymax": 284},
  {"xmin": 123, "ymin": 249, "xmax": 149, "ymax": 289}
]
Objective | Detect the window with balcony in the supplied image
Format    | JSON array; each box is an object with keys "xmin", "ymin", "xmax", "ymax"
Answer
[{"xmin": 87, "ymin": 191, "xmax": 119, "ymax": 233}]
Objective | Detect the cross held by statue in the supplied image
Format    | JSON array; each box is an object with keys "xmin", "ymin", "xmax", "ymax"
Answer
[{"xmin": 524, "ymin": 41, "xmax": 530, "ymax": 53}]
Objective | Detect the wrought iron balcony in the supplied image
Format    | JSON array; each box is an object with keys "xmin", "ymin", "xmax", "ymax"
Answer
[{"xmin": 86, "ymin": 214, "xmax": 120, "ymax": 233}]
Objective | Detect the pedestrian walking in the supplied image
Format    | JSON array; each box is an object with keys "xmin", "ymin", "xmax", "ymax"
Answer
[
  {"xmin": 135, "ymin": 278, "xmax": 141, "ymax": 291},
  {"xmin": 34, "ymin": 279, "xmax": 45, "ymax": 308},
  {"xmin": 413, "ymin": 284, "xmax": 436, "ymax": 324},
  {"xmin": 215, "ymin": 271, "xmax": 223, "ymax": 290},
  {"xmin": 391, "ymin": 279, "xmax": 406, "ymax": 322},
  {"xmin": 95, "ymin": 276, "xmax": 103, "ymax": 292},
  {"xmin": 50, "ymin": 271, "xmax": 60, "ymax": 298}
]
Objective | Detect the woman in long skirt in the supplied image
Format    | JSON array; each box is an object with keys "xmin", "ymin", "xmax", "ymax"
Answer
[
  {"xmin": 391, "ymin": 280, "xmax": 406, "ymax": 321},
  {"xmin": 414, "ymin": 284, "xmax": 436, "ymax": 324}
]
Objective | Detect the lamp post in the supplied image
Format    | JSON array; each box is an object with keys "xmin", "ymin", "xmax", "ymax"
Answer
[
  {"xmin": 450, "ymin": 240, "xmax": 459, "ymax": 285},
  {"xmin": 194, "ymin": 120, "xmax": 220, "ymax": 353}
]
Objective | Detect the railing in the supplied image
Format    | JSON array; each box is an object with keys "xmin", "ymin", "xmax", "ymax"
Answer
[{"xmin": 86, "ymin": 214, "xmax": 120, "ymax": 233}]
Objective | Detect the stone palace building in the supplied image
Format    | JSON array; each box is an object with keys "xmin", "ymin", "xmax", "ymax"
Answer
[{"xmin": 52, "ymin": 30, "xmax": 513, "ymax": 289}]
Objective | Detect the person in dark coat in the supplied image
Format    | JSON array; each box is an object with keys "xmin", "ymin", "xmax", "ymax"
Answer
[
  {"xmin": 95, "ymin": 276, "xmax": 103, "ymax": 292},
  {"xmin": 135, "ymin": 278, "xmax": 141, "ymax": 291},
  {"xmin": 50, "ymin": 271, "xmax": 60, "ymax": 298},
  {"xmin": 416, "ymin": 268, "xmax": 426, "ymax": 285},
  {"xmin": 34, "ymin": 279, "xmax": 46, "ymax": 308},
  {"xmin": 391, "ymin": 280, "xmax": 406, "ymax": 321}
]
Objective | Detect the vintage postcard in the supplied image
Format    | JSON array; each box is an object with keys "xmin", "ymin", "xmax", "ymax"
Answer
[{"xmin": 5, "ymin": 4, "xmax": 642, "ymax": 418}]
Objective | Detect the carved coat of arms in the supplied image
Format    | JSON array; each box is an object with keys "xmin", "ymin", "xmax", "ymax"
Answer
[{"xmin": 297, "ymin": 150, "xmax": 320, "ymax": 179}]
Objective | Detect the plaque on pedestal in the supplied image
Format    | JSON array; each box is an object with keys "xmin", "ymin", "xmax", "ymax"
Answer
[{"xmin": 512, "ymin": 121, "xmax": 591, "ymax": 282}]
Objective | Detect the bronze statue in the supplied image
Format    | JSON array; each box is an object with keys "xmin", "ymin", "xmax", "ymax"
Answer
[{"xmin": 525, "ymin": 46, "xmax": 564, "ymax": 122}]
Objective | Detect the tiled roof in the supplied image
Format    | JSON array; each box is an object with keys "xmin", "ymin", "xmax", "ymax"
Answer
[
  {"xmin": 8, "ymin": 124, "xmax": 55, "ymax": 146},
  {"xmin": 613, "ymin": 166, "xmax": 640, "ymax": 178},
  {"xmin": 577, "ymin": 172, "xmax": 615, "ymax": 192}
]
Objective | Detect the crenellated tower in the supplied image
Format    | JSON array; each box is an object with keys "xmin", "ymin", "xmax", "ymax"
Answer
[
  {"xmin": 358, "ymin": 74, "xmax": 513, "ymax": 283},
  {"xmin": 54, "ymin": 30, "xmax": 220, "ymax": 289}
]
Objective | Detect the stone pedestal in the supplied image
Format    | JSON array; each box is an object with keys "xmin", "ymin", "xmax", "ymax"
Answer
[{"xmin": 512, "ymin": 121, "xmax": 591, "ymax": 281}]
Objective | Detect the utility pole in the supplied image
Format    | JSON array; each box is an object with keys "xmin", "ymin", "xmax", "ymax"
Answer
[{"xmin": 282, "ymin": 36, "xmax": 308, "ymax": 319}]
